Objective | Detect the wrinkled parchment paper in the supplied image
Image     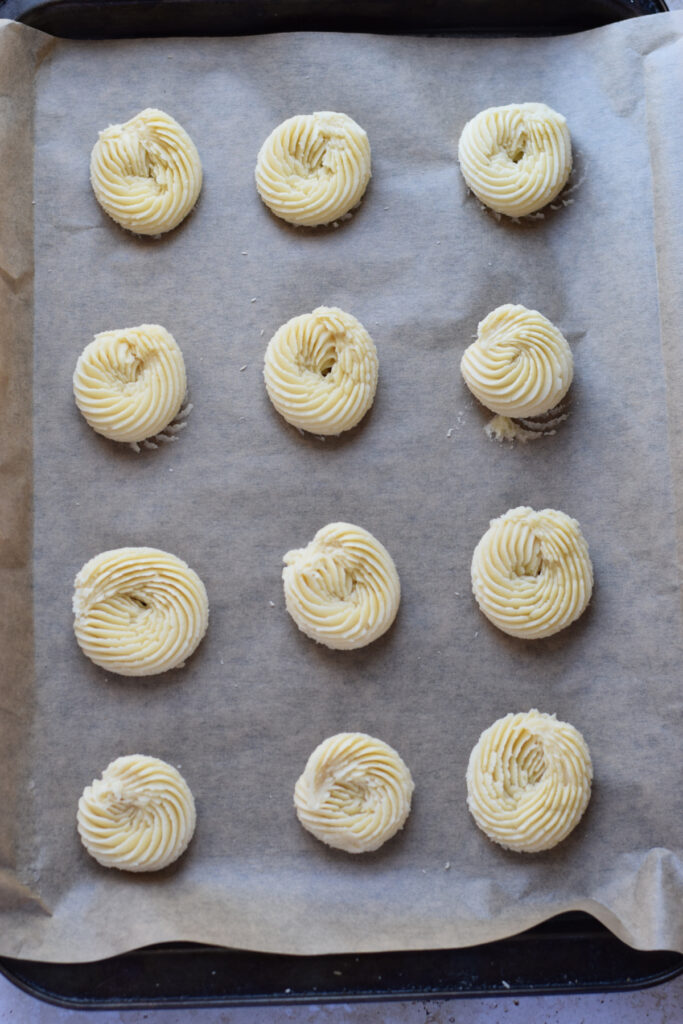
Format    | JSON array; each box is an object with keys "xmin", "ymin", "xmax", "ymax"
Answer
[{"xmin": 0, "ymin": 12, "xmax": 681, "ymax": 963}]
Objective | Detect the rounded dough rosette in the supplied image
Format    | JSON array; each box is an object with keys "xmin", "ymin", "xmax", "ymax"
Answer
[
  {"xmin": 466, "ymin": 710, "xmax": 592, "ymax": 853},
  {"xmin": 90, "ymin": 108, "xmax": 202, "ymax": 235},
  {"xmin": 471, "ymin": 507, "xmax": 593, "ymax": 639},
  {"xmin": 73, "ymin": 324, "xmax": 187, "ymax": 444},
  {"xmin": 255, "ymin": 111, "xmax": 371, "ymax": 226},
  {"xmin": 283, "ymin": 522, "xmax": 400, "ymax": 650},
  {"xmin": 458, "ymin": 102, "xmax": 572, "ymax": 217},
  {"xmin": 460, "ymin": 304, "xmax": 573, "ymax": 418},
  {"xmin": 73, "ymin": 547, "xmax": 209, "ymax": 676},
  {"xmin": 294, "ymin": 732, "xmax": 414, "ymax": 853},
  {"xmin": 264, "ymin": 306, "xmax": 378, "ymax": 435},
  {"xmin": 77, "ymin": 755, "xmax": 196, "ymax": 871}
]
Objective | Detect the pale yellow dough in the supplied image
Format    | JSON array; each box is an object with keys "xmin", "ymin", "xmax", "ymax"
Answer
[
  {"xmin": 283, "ymin": 522, "xmax": 400, "ymax": 650},
  {"xmin": 458, "ymin": 103, "xmax": 572, "ymax": 217},
  {"xmin": 73, "ymin": 324, "xmax": 187, "ymax": 444},
  {"xmin": 255, "ymin": 111, "xmax": 371, "ymax": 226},
  {"xmin": 466, "ymin": 710, "xmax": 592, "ymax": 853},
  {"xmin": 294, "ymin": 732, "xmax": 414, "ymax": 853},
  {"xmin": 78, "ymin": 755, "xmax": 196, "ymax": 871},
  {"xmin": 264, "ymin": 307, "xmax": 378, "ymax": 435},
  {"xmin": 73, "ymin": 547, "xmax": 209, "ymax": 676},
  {"xmin": 461, "ymin": 305, "xmax": 573, "ymax": 418},
  {"xmin": 90, "ymin": 108, "xmax": 202, "ymax": 235},
  {"xmin": 471, "ymin": 507, "xmax": 593, "ymax": 639}
]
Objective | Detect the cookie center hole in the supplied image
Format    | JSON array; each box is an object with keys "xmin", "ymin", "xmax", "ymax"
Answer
[
  {"xmin": 506, "ymin": 134, "xmax": 527, "ymax": 163},
  {"xmin": 520, "ymin": 740, "xmax": 546, "ymax": 786},
  {"xmin": 115, "ymin": 342, "xmax": 144, "ymax": 389},
  {"xmin": 318, "ymin": 346, "xmax": 337, "ymax": 378},
  {"xmin": 513, "ymin": 559, "xmax": 543, "ymax": 579}
]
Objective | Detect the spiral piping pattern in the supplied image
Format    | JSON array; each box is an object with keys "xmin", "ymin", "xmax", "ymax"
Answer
[
  {"xmin": 264, "ymin": 307, "xmax": 378, "ymax": 435},
  {"xmin": 294, "ymin": 732, "xmax": 414, "ymax": 853},
  {"xmin": 255, "ymin": 111, "xmax": 371, "ymax": 226},
  {"xmin": 471, "ymin": 507, "xmax": 593, "ymax": 639},
  {"xmin": 461, "ymin": 304, "xmax": 573, "ymax": 418},
  {"xmin": 73, "ymin": 547, "xmax": 209, "ymax": 676},
  {"xmin": 90, "ymin": 108, "xmax": 202, "ymax": 235},
  {"xmin": 466, "ymin": 710, "xmax": 592, "ymax": 853},
  {"xmin": 458, "ymin": 103, "xmax": 572, "ymax": 217},
  {"xmin": 283, "ymin": 522, "xmax": 400, "ymax": 650},
  {"xmin": 78, "ymin": 755, "xmax": 196, "ymax": 871},
  {"xmin": 73, "ymin": 324, "xmax": 187, "ymax": 444}
]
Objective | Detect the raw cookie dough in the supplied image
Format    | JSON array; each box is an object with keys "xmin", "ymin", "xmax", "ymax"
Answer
[
  {"xmin": 294, "ymin": 732, "xmax": 414, "ymax": 853},
  {"xmin": 458, "ymin": 103, "xmax": 572, "ymax": 217},
  {"xmin": 73, "ymin": 324, "xmax": 187, "ymax": 444},
  {"xmin": 73, "ymin": 547, "xmax": 209, "ymax": 676},
  {"xmin": 460, "ymin": 304, "xmax": 573, "ymax": 418},
  {"xmin": 90, "ymin": 108, "xmax": 202, "ymax": 235},
  {"xmin": 255, "ymin": 111, "xmax": 371, "ymax": 226},
  {"xmin": 77, "ymin": 755, "xmax": 196, "ymax": 871},
  {"xmin": 283, "ymin": 522, "xmax": 400, "ymax": 650},
  {"xmin": 264, "ymin": 306, "xmax": 378, "ymax": 435},
  {"xmin": 466, "ymin": 710, "xmax": 592, "ymax": 853},
  {"xmin": 471, "ymin": 507, "xmax": 593, "ymax": 639}
]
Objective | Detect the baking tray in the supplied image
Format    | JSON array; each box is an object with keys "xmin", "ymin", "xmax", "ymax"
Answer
[
  {"xmin": 0, "ymin": 0, "xmax": 670, "ymax": 38},
  {"xmin": 1, "ymin": 914, "xmax": 681, "ymax": 1009},
  {"xmin": 0, "ymin": 0, "xmax": 680, "ymax": 1009}
]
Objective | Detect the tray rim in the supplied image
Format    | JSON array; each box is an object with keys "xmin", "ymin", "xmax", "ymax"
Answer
[
  {"xmin": 0, "ymin": 0, "xmax": 671, "ymax": 39},
  {"xmin": 1, "ymin": 912, "xmax": 681, "ymax": 1009},
  {"xmin": 0, "ymin": 0, "xmax": 678, "ymax": 1009}
]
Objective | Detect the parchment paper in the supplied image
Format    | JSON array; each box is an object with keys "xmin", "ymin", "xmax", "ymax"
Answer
[{"xmin": 0, "ymin": 12, "xmax": 681, "ymax": 963}]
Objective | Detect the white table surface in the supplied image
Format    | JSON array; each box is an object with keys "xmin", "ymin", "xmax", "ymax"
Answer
[{"xmin": 3, "ymin": 2, "xmax": 681, "ymax": 1020}]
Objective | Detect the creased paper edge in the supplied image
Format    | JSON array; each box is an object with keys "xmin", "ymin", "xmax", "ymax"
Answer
[
  {"xmin": 0, "ymin": 18, "xmax": 55, "ymax": 923},
  {"xmin": 642, "ymin": 25, "xmax": 683, "ymax": 627}
]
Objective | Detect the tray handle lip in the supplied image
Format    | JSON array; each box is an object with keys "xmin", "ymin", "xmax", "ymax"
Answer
[
  {"xmin": 0, "ymin": 957, "xmax": 681, "ymax": 1012},
  {"xmin": 1, "ymin": 912, "xmax": 681, "ymax": 1011},
  {"xmin": 0, "ymin": 0, "xmax": 672, "ymax": 39}
]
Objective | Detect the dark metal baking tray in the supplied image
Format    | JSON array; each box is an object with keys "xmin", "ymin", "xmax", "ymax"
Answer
[
  {"xmin": 1, "ymin": 913, "xmax": 681, "ymax": 1009},
  {"xmin": 0, "ymin": 0, "xmax": 670, "ymax": 38},
  {"xmin": 0, "ymin": 0, "xmax": 679, "ymax": 1009}
]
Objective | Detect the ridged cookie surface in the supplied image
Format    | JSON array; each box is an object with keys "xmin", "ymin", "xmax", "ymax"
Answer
[
  {"xmin": 283, "ymin": 523, "xmax": 399, "ymax": 650},
  {"xmin": 73, "ymin": 547, "xmax": 209, "ymax": 676},
  {"xmin": 255, "ymin": 111, "xmax": 371, "ymax": 226},
  {"xmin": 467, "ymin": 710, "xmax": 592, "ymax": 853},
  {"xmin": 73, "ymin": 324, "xmax": 186, "ymax": 443},
  {"xmin": 471, "ymin": 507, "xmax": 593, "ymax": 639},
  {"xmin": 461, "ymin": 305, "xmax": 572, "ymax": 418},
  {"xmin": 295, "ymin": 732, "xmax": 414, "ymax": 853},
  {"xmin": 264, "ymin": 307, "xmax": 378, "ymax": 435},
  {"xmin": 90, "ymin": 108, "xmax": 202, "ymax": 235},
  {"xmin": 458, "ymin": 103, "xmax": 571, "ymax": 217},
  {"xmin": 78, "ymin": 755, "xmax": 196, "ymax": 871}
]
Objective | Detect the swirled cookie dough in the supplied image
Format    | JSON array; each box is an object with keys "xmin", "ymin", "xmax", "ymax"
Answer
[
  {"xmin": 294, "ymin": 733, "xmax": 414, "ymax": 853},
  {"xmin": 73, "ymin": 547, "xmax": 209, "ymax": 676},
  {"xmin": 255, "ymin": 111, "xmax": 371, "ymax": 226},
  {"xmin": 461, "ymin": 305, "xmax": 573, "ymax": 419},
  {"xmin": 466, "ymin": 710, "xmax": 592, "ymax": 852},
  {"xmin": 458, "ymin": 103, "xmax": 572, "ymax": 217},
  {"xmin": 283, "ymin": 522, "xmax": 400, "ymax": 650},
  {"xmin": 90, "ymin": 108, "xmax": 202, "ymax": 235},
  {"xmin": 264, "ymin": 307, "xmax": 378, "ymax": 435},
  {"xmin": 471, "ymin": 507, "xmax": 593, "ymax": 639},
  {"xmin": 78, "ymin": 755, "xmax": 196, "ymax": 871},
  {"xmin": 73, "ymin": 324, "xmax": 187, "ymax": 444}
]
